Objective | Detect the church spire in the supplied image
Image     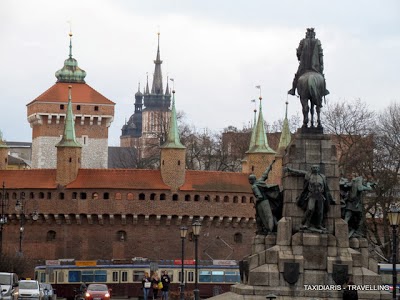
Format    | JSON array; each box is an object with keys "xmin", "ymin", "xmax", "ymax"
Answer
[
  {"xmin": 145, "ymin": 73, "xmax": 150, "ymax": 94},
  {"xmin": 151, "ymin": 32, "xmax": 164, "ymax": 95},
  {"xmin": 56, "ymin": 86, "xmax": 82, "ymax": 148},
  {"xmin": 278, "ymin": 101, "xmax": 291, "ymax": 150},
  {"xmin": 246, "ymin": 96, "xmax": 275, "ymax": 154},
  {"xmin": 161, "ymin": 90, "xmax": 185, "ymax": 149}
]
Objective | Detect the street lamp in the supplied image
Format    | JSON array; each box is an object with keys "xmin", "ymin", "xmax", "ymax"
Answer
[
  {"xmin": 15, "ymin": 197, "xmax": 39, "ymax": 256},
  {"xmin": 388, "ymin": 207, "xmax": 400, "ymax": 300},
  {"xmin": 0, "ymin": 182, "xmax": 8, "ymax": 255},
  {"xmin": 192, "ymin": 219, "xmax": 202, "ymax": 300},
  {"xmin": 180, "ymin": 226, "xmax": 188, "ymax": 300}
]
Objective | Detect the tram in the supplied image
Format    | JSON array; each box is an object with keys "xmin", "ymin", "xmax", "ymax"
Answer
[
  {"xmin": 377, "ymin": 263, "xmax": 400, "ymax": 295},
  {"xmin": 34, "ymin": 259, "xmax": 240, "ymax": 299}
]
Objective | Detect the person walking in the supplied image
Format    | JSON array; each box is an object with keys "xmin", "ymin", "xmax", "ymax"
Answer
[
  {"xmin": 142, "ymin": 271, "xmax": 151, "ymax": 300},
  {"xmin": 160, "ymin": 270, "xmax": 171, "ymax": 300},
  {"xmin": 151, "ymin": 271, "xmax": 161, "ymax": 299}
]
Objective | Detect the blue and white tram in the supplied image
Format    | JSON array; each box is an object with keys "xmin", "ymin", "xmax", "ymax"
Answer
[{"xmin": 34, "ymin": 260, "xmax": 240, "ymax": 299}]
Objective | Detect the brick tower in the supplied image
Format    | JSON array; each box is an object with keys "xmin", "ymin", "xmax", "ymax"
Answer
[
  {"xmin": 160, "ymin": 90, "xmax": 186, "ymax": 190},
  {"xmin": 56, "ymin": 85, "xmax": 82, "ymax": 186},
  {"xmin": 27, "ymin": 32, "xmax": 115, "ymax": 169}
]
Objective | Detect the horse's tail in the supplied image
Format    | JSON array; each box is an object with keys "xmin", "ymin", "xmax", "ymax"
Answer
[{"xmin": 308, "ymin": 74, "xmax": 323, "ymax": 107}]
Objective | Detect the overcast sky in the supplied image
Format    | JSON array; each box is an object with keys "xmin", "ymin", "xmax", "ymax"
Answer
[{"xmin": 0, "ymin": 0, "xmax": 399, "ymax": 146}]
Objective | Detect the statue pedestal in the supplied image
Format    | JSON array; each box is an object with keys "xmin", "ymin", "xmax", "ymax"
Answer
[{"xmin": 208, "ymin": 132, "xmax": 390, "ymax": 300}]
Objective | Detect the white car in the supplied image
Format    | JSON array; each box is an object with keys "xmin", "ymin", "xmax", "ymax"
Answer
[{"xmin": 14, "ymin": 280, "xmax": 42, "ymax": 300}]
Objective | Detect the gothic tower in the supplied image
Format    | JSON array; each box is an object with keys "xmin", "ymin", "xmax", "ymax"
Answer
[
  {"xmin": 27, "ymin": 32, "xmax": 115, "ymax": 169},
  {"xmin": 120, "ymin": 33, "xmax": 171, "ymax": 159}
]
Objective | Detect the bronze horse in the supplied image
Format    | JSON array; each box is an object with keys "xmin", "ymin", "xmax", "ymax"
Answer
[{"xmin": 296, "ymin": 71, "xmax": 326, "ymax": 128}]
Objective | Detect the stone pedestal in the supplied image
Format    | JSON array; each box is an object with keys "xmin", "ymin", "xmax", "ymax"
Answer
[{"xmin": 208, "ymin": 132, "xmax": 390, "ymax": 300}]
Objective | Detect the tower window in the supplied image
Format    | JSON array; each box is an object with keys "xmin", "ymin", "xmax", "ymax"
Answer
[
  {"xmin": 150, "ymin": 193, "xmax": 156, "ymax": 200},
  {"xmin": 77, "ymin": 105, "xmax": 81, "ymax": 110},
  {"xmin": 59, "ymin": 193, "xmax": 65, "ymax": 200},
  {"xmin": 47, "ymin": 230, "xmax": 57, "ymax": 242},
  {"xmin": 251, "ymin": 166, "xmax": 254, "ymax": 172},
  {"xmin": 60, "ymin": 104, "xmax": 64, "ymax": 110},
  {"xmin": 178, "ymin": 160, "xmax": 181, "ymax": 166},
  {"xmin": 139, "ymin": 193, "xmax": 145, "ymax": 200},
  {"xmin": 172, "ymin": 194, "xmax": 178, "ymax": 201},
  {"xmin": 94, "ymin": 106, "xmax": 99, "ymax": 111},
  {"xmin": 80, "ymin": 192, "xmax": 87, "ymax": 200},
  {"xmin": 234, "ymin": 232, "xmax": 243, "ymax": 243},
  {"xmin": 104, "ymin": 192, "xmax": 110, "ymax": 200},
  {"xmin": 69, "ymin": 157, "xmax": 72, "ymax": 163}
]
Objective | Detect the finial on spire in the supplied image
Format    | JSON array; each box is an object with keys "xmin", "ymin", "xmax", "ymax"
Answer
[
  {"xmin": 68, "ymin": 21, "xmax": 73, "ymax": 58},
  {"xmin": 138, "ymin": 82, "xmax": 140, "ymax": 92},
  {"xmin": 170, "ymin": 78, "xmax": 175, "ymax": 93},
  {"xmin": 285, "ymin": 101, "xmax": 289, "ymax": 119}
]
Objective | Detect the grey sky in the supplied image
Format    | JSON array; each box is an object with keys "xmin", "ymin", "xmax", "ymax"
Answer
[{"xmin": 0, "ymin": 0, "xmax": 399, "ymax": 146}]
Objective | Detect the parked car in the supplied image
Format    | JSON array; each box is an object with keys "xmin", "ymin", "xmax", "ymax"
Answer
[
  {"xmin": 84, "ymin": 284, "xmax": 110, "ymax": 300},
  {"xmin": 0, "ymin": 272, "xmax": 19, "ymax": 300},
  {"xmin": 39, "ymin": 284, "xmax": 55, "ymax": 300},
  {"xmin": 14, "ymin": 280, "xmax": 42, "ymax": 300}
]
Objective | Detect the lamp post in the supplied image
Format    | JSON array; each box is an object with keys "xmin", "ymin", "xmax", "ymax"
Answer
[
  {"xmin": 192, "ymin": 220, "xmax": 202, "ymax": 300},
  {"xmin": 180, "ymin": 226, "xmax": 188, "ymax": 300},
  {"xmin": 15, "ymin": 197, "xmax": 39, "ymax": 256},
  {"xmin": 388, "ymin": 207, "xmax": 400, "ymax": 300},
  {"xmin": 0, "ymin": 182, "xmax": 8, "ymax": 255}
]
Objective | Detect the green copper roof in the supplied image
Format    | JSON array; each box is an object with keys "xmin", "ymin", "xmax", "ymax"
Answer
[
  {"xmin": 278, "ymin": 101, "xmax": 291, "ymax": 150},
  {"xmin": 0, "ymin": 130, "xmax": 8, "ymax": 148},
  {"xmin": 246, "ymin": 98, "xmax": 275, "ymax": 154},
  {"xmin": 56, "ymin": 86, "xmax": 82, "ymax": 148},
  {"xmin": 161, "ymin": 91, "xmax": 185, "ymax": 149},
  {"xmin": 55, "ymin": 33, "xmax": 86, "ymax": 83}
]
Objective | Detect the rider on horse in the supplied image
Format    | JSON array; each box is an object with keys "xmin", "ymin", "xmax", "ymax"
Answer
[{"xmin": 288, "ymin": 28, "xmax": 329, "ymax": 96}]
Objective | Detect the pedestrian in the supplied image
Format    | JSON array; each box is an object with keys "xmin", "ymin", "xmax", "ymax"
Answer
[
  {"xmin": 142, "ymin": 271, "xmax": 151, "ymax": 300},
  {"xmin": 151, "ymin": 271, "xmax": 161, "ymax": 299},
  {"xmin": 161, "ymin": 270, "xmax": 171, "ymax": 300}
]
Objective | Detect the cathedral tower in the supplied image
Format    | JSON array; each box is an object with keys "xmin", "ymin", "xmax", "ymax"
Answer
[
  {"xmin": 120, "ymin": 33, "xmax": 171, "ymax": 159},
  {"xmin": 27, "ymin": 32, "xmax": 115, "ymax": 169}
]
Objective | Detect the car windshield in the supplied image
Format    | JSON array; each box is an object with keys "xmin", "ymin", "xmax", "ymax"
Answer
[
  {"xmin": 0, "ymin": 274, "xmax": 11, "ymax": 285},
  {"xmin": 88, "ymin": 284, "xmax": 107, "ymax": 291},
  {"xmin": 19, "ymin": 282, "xmax": 38, "ymax": 289}
]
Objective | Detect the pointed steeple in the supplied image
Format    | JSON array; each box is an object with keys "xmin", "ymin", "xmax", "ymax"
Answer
[
  {"xmin": 248, "ymin": 108, "xmax": 257, "ymax": 150},
  {"xmin": 278, "ymin": 101, "xmax": 291, "ymax": 150},
  {"xmin": 145, "ymin": 73, "xmax": 150, "ymax": 94},
  {"xmin": 246, "ymin": 97, "xmax": 275, "ymax": 154},
  {"xmin": 161, "ymin": 91, "xmax": 185, "ymax": 149},
  {"xmin": 165, "ymin": 76, "xmax": 170, "ymax": 96},
  {"xmin": 151, "ymin": 32, "xmax": 164, "ymax": 95},
  {"xmin": 56, "ymin": 86, "xmax": 82, "ymax": 148},
  {"xmin": 55, "ymin": 32, "xmax": 86, "ymax": 83}
]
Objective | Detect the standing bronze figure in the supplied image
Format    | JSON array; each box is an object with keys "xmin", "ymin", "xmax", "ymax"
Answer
[
  {"xmin": 285, "ymin": 165, "xmax": 335, "ymax": 233},
  {"xmin": 288, "ymin": 28, "xmax": 329, "ymax": 129},
  {"xmin": 248, "ymin": 160, "xmax": 283, "ymax": 235}
]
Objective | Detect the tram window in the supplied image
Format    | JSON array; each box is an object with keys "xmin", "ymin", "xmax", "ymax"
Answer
[
  {"xmin": 49, "ymin": 271, "xmax": 55, "ymax": 283},
  {"xmin": 82, "ymin": 271, "xmax": 94, "ymax": 283},
  {"xmin": 58, "ymin": 271, "xmax": 65, "ymax": 283},
  {"xmin": 40, "ymin": 273, "xmax": 46, "ymax": 282},
  {"xmin": 187, "ymin": 271, "xmax": 194, "ymax": 282},
  {"xmin": 95, "ymin": 270, "xmax": 107, "ymax": 282},
  {"xmin": 68, "ymin": 271, "xmax": 81, "ymax": 282},
  {"xmin": 121, "ymin": 271, "xmax": 128, "ymax": 282},
  {"xmin": 211, "ymin": 271, "xmax": 224, "ymax": 282},
  {"xmin": 112, "ymin": 272, "xmax": 118, "ymax": 282},
  {"xmin": 133, "ymin": 271, "xmax": 142, "ymax": 282},
  {"xmin": 178, "ymin": 272, "xmax": 184, "ymax": 283},
  {"xmin": 199, "ymin": 270, "xmax": 211, "ymax": 282},
  {"xmin": 224, "ymin": 271, "xmax": 240, "ymax": 283}
]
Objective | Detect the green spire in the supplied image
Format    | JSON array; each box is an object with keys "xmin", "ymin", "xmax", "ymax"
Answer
[
  {"xmin": 56, "ymin": 86, "xmax": 82, "ymax": 148},
  {"xmin": 55, "ymin": 32, "xmax": 86, "ymax": 83},
  {"xmin": 161, "ymin": 91, "xmax": 185, "ymax": 149},
  {"xmin": 0, "ymin": 130, "xmax": 8, "ymax": 148},
  {"xmin": 246, "ymin": 97, "xmax": 275, "ymax": 154},
  {"xmin": 278, "ymin": 101, "xmax": 291, "ymax": 150}
]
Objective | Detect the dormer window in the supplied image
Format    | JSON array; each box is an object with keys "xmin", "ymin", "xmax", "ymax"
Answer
[
  {"xmin": 60, "ymin": 104, "xmax": 65, "ymax": 110},
  {"xmin": 77, "ymin": 105, "xmax": 81, "ymax": 110}
]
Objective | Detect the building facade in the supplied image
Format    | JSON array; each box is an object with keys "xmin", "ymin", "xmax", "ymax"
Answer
[{"xmin": 27, "ymin": 33, "xmax": 115, "ymax": 169}]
